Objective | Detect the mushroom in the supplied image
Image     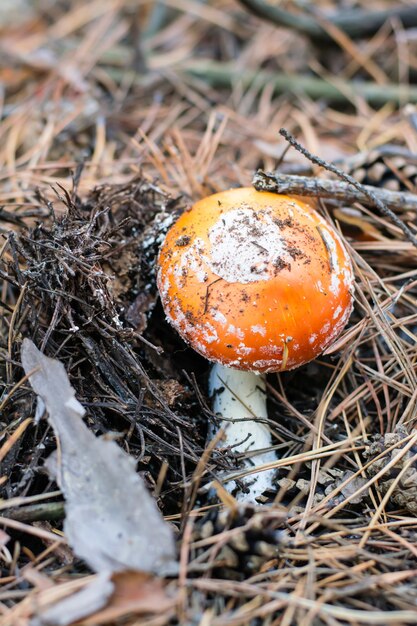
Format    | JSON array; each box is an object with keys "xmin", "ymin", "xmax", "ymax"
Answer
[{"xmin": 157, "ymin": 187, "xmax": 354, "ymax": 502}]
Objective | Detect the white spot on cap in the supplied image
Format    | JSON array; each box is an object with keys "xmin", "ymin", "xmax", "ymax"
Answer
[
  {"xmin": 237, "ymin": 343, "xmax": 253, "ymax": 356},
  {"xmin": 211, "ymin": 309, "xmax": 227, "ymax": 326},
  {"xmin": 228, "ymin": 324, "xmax": 244, "ymax": 340},
  {"xmin": 173, "ymin": 237, "xmax": 208, "ymax": 285},
  {"xmin": 205, "ymin": 206, "xmax": 290, "ymax": 284},
  {"xmin": 321, "ymin": 322, "xmax": 331, "ymax": 335},
  {"xmin": 333, "ymin": 305, "xmax": 342, "ymax": 319},
  {"xmin": 201, "ymin": 323, "xmax": 218, "ymax": 344}
]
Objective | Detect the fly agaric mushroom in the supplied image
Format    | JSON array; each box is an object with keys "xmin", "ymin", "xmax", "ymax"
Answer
[{"xmin": 157, "ymin": 187, "xmax": 354, "ymax": 502}]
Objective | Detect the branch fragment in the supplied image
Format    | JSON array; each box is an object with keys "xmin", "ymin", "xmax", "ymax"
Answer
[
  {"xmin": 276, "ymin": 129, "xmax": 417, "ymax": 248},
  {"xmin": 253, "ymin": 172, "xmax": 417, "ymax": 214},
  {"xmin": 183, "ymin": 61, "xmax": 417, "ymax": 106},
  {"xmin": 238, "ymin": 0, "xmax": 417, "ymax": 41}
]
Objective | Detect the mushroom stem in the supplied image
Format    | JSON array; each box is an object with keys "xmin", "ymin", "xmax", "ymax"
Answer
[{"xmin": 208, "ymin": 363, "xmax": 277, "ymax": 502}]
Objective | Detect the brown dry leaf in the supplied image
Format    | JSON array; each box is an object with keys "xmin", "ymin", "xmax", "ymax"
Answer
[
  {"xmin": 21, "ymin": 339, "xmax": 177, "ymax": 576},
  {"xmin": 4, "ymin": 573, "xmax": 175, "ymax": 626},
  {"xmin": 81, "ymin": 572, "xmax": 176, "ymax": 625}
]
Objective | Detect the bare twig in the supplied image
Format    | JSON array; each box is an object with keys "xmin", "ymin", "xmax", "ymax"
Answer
[
  {"xmin": 183, "ymin": 61, "xmax": 417, "ymax": 106},
  {"xmin": 2, "ymin": 501, "xmax": 65, "ymax": 523},
  {"xmin": 277, "ymin": 129, "xmax": 417, "ymax": 247},
  {"xmin": 238, "ymin": 0, "xmax": 417, "ymax": 41},
  {"xmin": 253, "ymin": 172, "xmax": 417, "ymax": 213}
]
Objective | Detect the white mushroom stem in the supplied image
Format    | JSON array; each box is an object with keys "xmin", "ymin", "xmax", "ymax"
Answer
[{"xmin": 208, "ymin": 363, "xmax": 277, "ymax": 503}]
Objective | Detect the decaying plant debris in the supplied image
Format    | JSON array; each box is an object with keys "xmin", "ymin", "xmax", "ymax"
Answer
[
  {"xmin": 21, "ymin": 338, "xmax": 177, "ymax": 575},
  {"xmin": 2, "ymin": 1, "xmax": 417, "ymax": 625}
]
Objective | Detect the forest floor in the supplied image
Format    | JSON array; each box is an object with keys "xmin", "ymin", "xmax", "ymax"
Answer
[{"xmin": 1, "ymin": 1, "xmax": 417, "ymax": 625}]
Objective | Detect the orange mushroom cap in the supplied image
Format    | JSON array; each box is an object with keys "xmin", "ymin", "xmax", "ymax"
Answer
[{"xmin": 157, "ymin": 187, "xmax": 354, "ymax": 373}]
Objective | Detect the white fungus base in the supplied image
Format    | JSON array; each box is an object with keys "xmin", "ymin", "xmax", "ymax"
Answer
[{"xmin": 208, "ymin": 364, "xmax": 277, "ymax": 502}]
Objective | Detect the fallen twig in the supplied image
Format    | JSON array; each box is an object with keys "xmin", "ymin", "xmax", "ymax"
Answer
[
  {"xmin": 238, "ymin": 0, "xmax": 417, "ymax": 41},
  {"xmin": 275, "ymin": 129, "xmax": 417, "ymax": 248},
  {"xmin": 253, "ymin": 172, "xmax": 417, "ymax": 213},
  {"xmin": 183, "ymin": 61, "xmax": 417, "ymax": 106},
  {"xmin": 2, "ymin": 501, "xmax": 66, "ymax": 523}
]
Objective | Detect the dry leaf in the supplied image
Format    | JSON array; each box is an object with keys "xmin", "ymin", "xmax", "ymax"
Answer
[
  {"xmin": 81, "ymin": 572, "xmax": 176, "ymax": 625},
  {"xmin": 21, "ymin": 339, "xmax": 177, "ymax": 576},
  {"xmin": 4, "ymin": 572, "xmax": 175, "ymax": 626}
]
